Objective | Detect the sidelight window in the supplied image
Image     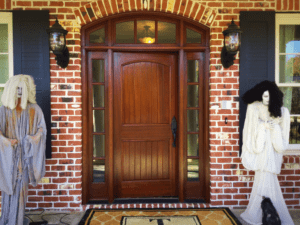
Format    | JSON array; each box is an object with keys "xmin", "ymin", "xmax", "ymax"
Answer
[
  {"xmin": 0, "ymin": 13, "xmax": 13, "ymax": 107},
  {"xmin": 92, "ymin": 59, "xmax": 106, "ymax": 183},
  {"xmin": 276, "ymin": 14, "xmax": 300, "ymax": 151},
  {"xmin": 187, "ymin": 59, "xmax": 200, "ymax": 182}
]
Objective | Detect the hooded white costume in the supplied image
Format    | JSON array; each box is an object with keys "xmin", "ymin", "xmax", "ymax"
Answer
[
  {"xmin": 0, "ymin": 75, "xmax": 46, "ymax": 225},
  {"xmin": 240, "ymin": 99, "xmax": 294, "ymax": 224}
]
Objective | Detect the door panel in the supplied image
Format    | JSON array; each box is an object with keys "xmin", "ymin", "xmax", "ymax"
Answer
[{"xmin": 114, "ymin": 52, "xmax": 178, "ymax": 198}]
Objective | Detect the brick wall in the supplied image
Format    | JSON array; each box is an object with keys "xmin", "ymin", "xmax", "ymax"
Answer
[{"xmin": 0, "ymin": 0, "xmax": 299, "ymax": 211}]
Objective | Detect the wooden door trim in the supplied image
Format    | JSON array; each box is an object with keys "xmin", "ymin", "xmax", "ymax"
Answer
[{"xmin": 81, "ymin": 12, "xmax": 210, "ymax": 205}]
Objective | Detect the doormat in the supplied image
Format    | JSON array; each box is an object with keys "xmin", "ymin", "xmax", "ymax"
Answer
[{"xmin": 79, "ymin": 208, "xmax": 242, "ymax": 225}]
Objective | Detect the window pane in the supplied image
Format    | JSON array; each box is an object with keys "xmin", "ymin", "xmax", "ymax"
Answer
[
  {"xmin": 187, "ymin": 134, "xmax": 198, "ymax": 157},
  {"xmin": 93, "ymin": 110, "xmax": 105, "ymax": 133},
  {"xmin": 92, "ymin": 59, "xmax": 105, "ymax": 82},
  {"xmin": 0, "ymin": 87, "xmax": 3, "ymax": 107},
  {"xmin": 186, "ymin": 28, "xmax": 201, "ymax": 44},
  {"xmin": 290, "ymin": 116, "xmax": 300, "ymax": 144},
  {"xmin": 93, "ymin": 135, "xmax": 105, "ymax": 157},
  {"xmin": 0, "ymin": 24, "xmax": 8, "ymax": 53},
  {"xmin": 187, "ymin": 110, "xmax": 199, "ymax": 132},
  {"xmin": 116, "ymin": 21, "xmax": 134, "ymax": 43},
  {"xmin": 279, "ymin": 25, "xmax": 300, "ymax": 53},
  {"xmin": 158, "ymin": 21, "xmax": 176, "ymax": 44},
  {"xmin": 187, "ymin": 85, "xmax": 199, "ymax": 107},
  {"xmin": 93, "ymin": 159, "xmax": 105, "ymax": 182},
  {"xmin": 0, "ymin": 54, "xmax": 9, "ymax": 83},
  {"xmin": 93, "ymin": 85, "xmax": 105, "ymax": 108},
  {"xmin": 279, "ymin": 55, "xmax": 300, "ymax": 83},
  {"xmin": 187, "ymin": 159, "xmax": 199, "ymax": 182},
  {"xmin": 187, "ymin": 60, "xmax": 199, "ymax": 82},
  {"xmin": 137, "ymin": 20, "xmax": 155, "ymax": 44},
  {"xmin": 90, "ymin": 27, "xmax": 105, "ymax": 44},
  {"xmin": 280, "ymin": 87, "xmax": 300, "ymax": 115}
]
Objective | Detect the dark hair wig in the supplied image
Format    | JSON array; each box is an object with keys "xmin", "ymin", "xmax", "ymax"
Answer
[{"xmin": 242, "ymin": 80, "xmax": 283, "ymax": 118}]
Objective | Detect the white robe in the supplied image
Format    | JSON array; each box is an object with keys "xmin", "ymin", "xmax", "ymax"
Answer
[
  {"xmin": 0, "ymin": 103, "xmax": 46, "ymax": 225},
  {"xmin": 240, "ymin": 102, "xmax": 294, "ymax": 225}
]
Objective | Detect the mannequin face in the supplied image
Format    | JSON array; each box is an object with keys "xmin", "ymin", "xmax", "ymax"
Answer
[
  {"xmin": 17, "ymin": 82, "xmax": 22, "ymax": 98},
  {"xmin": 262, "ymin": 90, "xmax": 270, "ymax": 106}
]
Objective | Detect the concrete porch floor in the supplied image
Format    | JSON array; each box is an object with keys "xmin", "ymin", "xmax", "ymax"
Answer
[{"xmin": 25, "ymin": 209, "xmax": 300, "ymax": 225}]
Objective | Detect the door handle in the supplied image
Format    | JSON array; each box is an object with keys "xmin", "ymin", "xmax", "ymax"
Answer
[{"xmin": 171, "ymin": 116, "xmax": 177, "ymax": 147}]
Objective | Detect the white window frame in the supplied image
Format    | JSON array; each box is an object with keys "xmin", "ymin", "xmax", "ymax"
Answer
[
  {"xmin": 275, "ymin": 13, "xmax": 300, "ymax": 155},
  {"xmin": 0, "ymin": 12, "xmax": 13, "ymax": 87}
]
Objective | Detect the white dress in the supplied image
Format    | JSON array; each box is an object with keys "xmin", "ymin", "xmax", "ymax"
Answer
[{"xmin": 240, "ymin": 102, "xmax": 294, "ymax": 225}]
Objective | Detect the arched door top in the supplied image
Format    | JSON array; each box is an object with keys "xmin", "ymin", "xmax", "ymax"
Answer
[{"xmin": 82, "ymin": 13, "xmax": 210, "ymax": 48}]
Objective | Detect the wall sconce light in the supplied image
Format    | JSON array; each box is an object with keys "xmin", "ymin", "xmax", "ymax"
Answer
[
  {"xmin": 221, "ymin": 19, "xmax": 242, "ymax": 68},
  {"xmin": 46, "ymin": 18, "xmax": 69, "ymax": 68}
]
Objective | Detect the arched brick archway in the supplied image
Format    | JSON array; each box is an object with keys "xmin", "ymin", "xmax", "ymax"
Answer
[{"xmin": 73, "ymin": 0, "xmax": 217, "ymax": 27}]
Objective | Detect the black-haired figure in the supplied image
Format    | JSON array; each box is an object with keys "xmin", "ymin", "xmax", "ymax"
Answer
[
  {"xmin": 0, "ymin": 75, "xmax": 46, "ymax": 225},
  {"xmin": 240, "ymin": 80, "xmax": 294, "ymax": 225}
]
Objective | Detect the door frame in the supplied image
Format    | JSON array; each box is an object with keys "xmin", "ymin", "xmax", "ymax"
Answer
[{"xmin": 81, "ymin": 12, "xmax": 210, "ymax": 204}]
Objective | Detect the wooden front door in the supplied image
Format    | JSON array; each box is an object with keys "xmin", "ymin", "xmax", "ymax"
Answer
[{"xmin": 114, "ymin": 52, "xmax": 178, "ymax": 198}]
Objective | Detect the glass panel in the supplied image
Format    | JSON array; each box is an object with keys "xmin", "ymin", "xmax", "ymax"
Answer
[
  {"xmin": 290, "ymin": 116, "xmax": 300, "ymax": 144},
  {"xmin": 186, "ymin": 28, "xmax": 201, "ymax": 44},
  {"xmin": 116, "ymin": 21, "xmax": 134, "ymax": 43},
  {"xmin": 93, "ymin": 110, "xmax": 105, "ymax": 133},
  {"xmin": 92, "ymin": 59, "xmax": 105, "ymax": 83},
  {"xmin": 0, "ymin": 24, "xmax": 8, "ymax": 53},
  {"xmin": 90, "ymin": 27, "xmax": 105, "ymax": 44},
  {"xmin": 93, "ymin": 159, "xmax": 105, "ymax": 182},
  {"xmin": 279, "ymin": 87, "xmax": 300, "ymax": 115},
  {"xmin": 187, "ymin": 110, "xmax": 199, "ymax": 132},
  {"xmin": 137, "ymin": 20, "xmax": 155, "ymax": 44},
  {"xmin": 279, "ymin": 25, "xmax": 300, "ymax": 53},
  {"xmin": 187, "ymin": 85, "xmax": 199, "ymax": 107},
  {"xmin": 93, "ymin": 135, "xmax": 105, "ymax": 157},
  {"xmin": 157, "ymin": 21, "xmax": 176, "ymax": 44},
  {"xmin": 0, "ymin": 55, "xmax": 9, "ymax": 83},
  {"xmin": 187, "ymin": 159, "xmax": 199, "ymax": 182},
  {"xmin": 0, "ymin": 87, "xmax": 3, "ymax": 107},
  {"xmin": 93, "ymin": 85, "xmax": 105, "ymax": 108},
  {"xmin": 187, "ymin": 134, "xmax": 199, "ymax": 157},
  {"xmin": 187, "ymin": 60, "xmax": 199, "ymax": 83},
  {"xmin": 49, "ymin": 32, "xmax": 65, "ymax": 52},
  {"xmin": 279, "ymin": 55, "xmax": 300, "ymax": 83}
]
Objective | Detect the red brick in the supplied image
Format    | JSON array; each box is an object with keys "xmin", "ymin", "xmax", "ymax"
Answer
[
  {"xmin": 33, "ymin": 1, "xmax": 48, "ymax": 6},
  {"xmin": 224, "ymin": 188, "xmax": 238, "ymax": 193},
  {"xmin": 44, "ymin": 197, "xmax": 59, "ymax": 201},
  {"xmin": 26, "ymin": 203, "xmax": 38, "ymax": 208},
  {"xmin": 69, "ymin": 190, "xmax": 82, "ymax": 195},
  {"xmin": 16, "ymin": 1, "xmax": 31, "ymax": 6},
  {"xmin": 38, "ymin": 203, "xmax": 53, "ymax": 208},
  {"xmin": 43, "ymin": 184, "xmax": 58, "ymax": 189},
  {"xmin": 218, "ymin": 182, "xmax": 232, "ymax": 187},
  {"xmin": 218, "ymin": 195, "xmax": 232, "ymax": 199},
  {"xmin": 28, "ymin": 197, "xmax": 43, "ymax": 202},
  {"xmin": 296, "ymin": 0, "xmax": 299, "ymax": 10},
  {"xmin": 54, "ymin": 202, "xmax": 68, "ymax": 207},
  {"xmin": 208, "ymin": 2, "xmax": 222, "ymax": 7},
  {"xmin": 6, "ymin": 0, "xmax": 11, "ymax": 10},
  {"xmin": 50, "ymin": 1, "xmax": 63, "ymax": 6},
  {"xmin": 60, "ymin": 196, "xmax": 74, "ymax": 201}
]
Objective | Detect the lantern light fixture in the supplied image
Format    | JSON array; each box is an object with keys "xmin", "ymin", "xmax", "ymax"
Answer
[
  {"xmin": 46, "ymin": 18, "xmax": 69, "ymax": 68},
  {"xmin": 139, "ymin": 25, "xmax": 155, "ymax": 44},
  {"xmin": 221, "ymin": 19, "xmax": 242, "ymax": 68}
]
